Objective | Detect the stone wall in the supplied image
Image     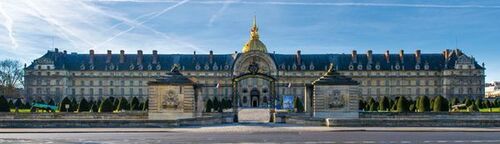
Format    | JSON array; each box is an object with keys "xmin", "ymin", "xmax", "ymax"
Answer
[
  {"xmin": 0, "ymin": 112, "xmax": 147, "ymax": 120},
  {"xmin": 0, "ymin": 113, "xmax": 234, "ymax": 128},
  {"xmin": 284, "ymin": 112, "xmax": 500, "ymax": 127}
]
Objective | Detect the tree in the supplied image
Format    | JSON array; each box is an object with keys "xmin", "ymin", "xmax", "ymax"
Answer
[
  {"xmin": 0, "ymin": 60, "xmax": 24, "ymax": 98},
  {"xmin": 0, "ymin": 96, "xmax": 9, "ymax": 112},
  {"xmin": 294, "ymin": 97, "xmax": 304, "ymax": 113},
  {"xmin": 432, "ymin": 96, "xmax": 449, "ymax": 112},
  {"xmin": 90, "ymin": 99, "xmax": 98, "ymax": 112},
  {"xmin": 205, "ymin": 99, "xmax": 213, "ymax": 112},
  {"xmin": 475, "ymin": 99, "xmax": 483, "ymax": 109},
  {"xmin": 378, "ymin": 96, "xmax": 390, "ymax": 111},
  {"xmin": 14, "ymin": 98, "xmax": 23, "ymax": 109},
  {"xmin": 142, "ymin": 99, "xmax": 149, "ymax": 111},
  {"xmin": 99, "ymin": 98, "xmax": 114, "ymax": 112},
  {"xmin": 464, "ymin": 98, "xmax": 473, "ymax": 107},
  {"xmin": 417, "ymin": 96, "xmax": 431, "ymax": 112},
  {"xmin": 116, "ymin": 97, "xmax": 130, "ymax": 111},
  {"xmin": 213, "ymin": 97, "xmax": 220, "ymax": 112},
  {"xmin": 130, "ymin": 97, "xmax": 141, "ymax": 111},
  {"xmin": 359, "ymin": 100, "xmax": 366, "ymax": 111},
  {"xmin": 58, "ymin": 97, "xmax": 73, "ymax": 112},
  {"xmin": 390, "ymin": 98, "xmax": 398, "ymax": 111},
  {"xmin": 77, "ymin": 98, "xmax": 90, "ymax": 112},
  {"xmin": 47, "ymin": 98, "xmax": 55, "ymax": 106},
  {"xmin": 450, "ymin": 97, "xmax": 460, "ymax": 107},
  {"xmin": 8, "ymin": 99, "xmax": 14, "ymax": 109},
  {"xmin": 495, "ymin": 98, "xmax": 500, "ymax": 107},
  {"xmin": 396, "ymin": 96, "xmax": 409, "ymax": 112},
  {"xmin": 70, "ymin": 97, "xmax": 78, "ymax": 111},
  {"xmin": 367, "ymin": 97, "xmax": 377, "ymax": 112},
  {"xmin": 112, "ymin": 97, "xmax": 119, "ymax": 111}
]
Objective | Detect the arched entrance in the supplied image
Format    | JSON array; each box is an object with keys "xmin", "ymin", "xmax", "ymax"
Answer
[
  {"xmin": 232, "ymin": 72, "xmax": 276, "ymax": 122},
  {"xmin": 250, "ymin": 88, "xmax": 260, "ymax": 107}
]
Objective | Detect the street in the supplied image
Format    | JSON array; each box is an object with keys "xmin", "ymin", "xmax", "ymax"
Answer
[{"xmin": 1, "ymin": 124, "xmax": 500, "ymax": 143}]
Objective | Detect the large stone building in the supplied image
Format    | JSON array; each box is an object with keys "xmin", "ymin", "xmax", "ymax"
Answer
[{"xmin": 24, "ymin": 18, "xmax": 485, "ymax": 109}]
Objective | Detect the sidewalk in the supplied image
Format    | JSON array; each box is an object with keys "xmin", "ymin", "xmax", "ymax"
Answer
[{"xmin": 1, "ymin": 124, "xmax": 500, "ymax": 133}]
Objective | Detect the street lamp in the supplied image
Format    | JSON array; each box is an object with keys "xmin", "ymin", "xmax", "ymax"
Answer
[{"xmin": 65, "ymin": 104, "xmax": 69, "ymax": 112}]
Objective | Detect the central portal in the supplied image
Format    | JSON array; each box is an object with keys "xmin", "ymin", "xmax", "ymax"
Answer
[{"xmin": 250, "ymin": 88, "xmax": 260, "ymax": 107}]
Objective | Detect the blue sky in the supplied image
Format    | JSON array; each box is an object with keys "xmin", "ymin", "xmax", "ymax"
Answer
[{"xmin": 0, "ymin": 0, "xmax": 499, "ymax": 82}]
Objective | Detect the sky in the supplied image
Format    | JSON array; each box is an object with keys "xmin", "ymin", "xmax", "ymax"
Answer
[{"xmin": 0, "ymin": 0, "xmax": 499, "ymax": 82}]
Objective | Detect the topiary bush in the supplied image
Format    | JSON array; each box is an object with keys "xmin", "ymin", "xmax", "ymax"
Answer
[
  {"xmin": 432, "ymin": 95, "xmax": 449, "ymax": 112},
  {"xmin": 396, "ymin": 96, "xmax": 409, "ymax": 112},
  {"xmin": 116, "ymin": 97, "xmax": 130, "ymax": 111},
  {"xmin": 294, "ymin": 97, "xmax": 304, "ymax": 113},
  {"xmin": 0, "ymin": 96, "xmax": 10, "ymax": 112},
  {"xmin": 59, "ymin": 97, "xmax": 74, "ymax": 112},
  {"xmin": 417, "ymin": 96, "xmax": 431, "ymax": 112},
  {"xmin": 378, "ymin": 96, "xmax": 390, "ymax": 111},
  {"xmin": 205, "ymin": 99, "xmax": 213, "ymax": 112},
  {"xmin": 142, "ymin": 99, "xmax": 149, "ymax": 111},
  {"xmin": 77, "ymin": 98, "xmax": 90, "ymax": 112},
  {"xmin": 130, "ymin": 97, "xmax": 141, "ymax": 111},
  {"xmin": 99, "ymin": 98, "xmax": 114, "ymax": 112}
]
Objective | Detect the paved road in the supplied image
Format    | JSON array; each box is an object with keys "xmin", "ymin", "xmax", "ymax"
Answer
[{"xmin": 1, "ymin": 124, "xmax": 500, "ymax": 143}]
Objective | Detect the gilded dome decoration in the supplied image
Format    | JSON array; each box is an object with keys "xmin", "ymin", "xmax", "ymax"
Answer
[{"xmin": 242, "ymin": 16, "xmax": 268, "ymax": 53}]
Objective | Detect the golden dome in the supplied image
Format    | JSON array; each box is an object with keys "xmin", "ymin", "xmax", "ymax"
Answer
[{"xmin": 242, "ymin": 16, "xmax": 267, "ymax": 53}]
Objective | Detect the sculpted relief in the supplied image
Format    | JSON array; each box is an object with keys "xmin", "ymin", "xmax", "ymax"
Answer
[
  {"xmin": 328, "ymin": 89, "xmax": 346, "ymax": 109},
  {"xmin": 162, "ymin": 90, "xmax": 181, "ymax": 110}
]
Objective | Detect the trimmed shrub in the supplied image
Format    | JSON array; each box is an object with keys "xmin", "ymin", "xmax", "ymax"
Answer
[
  {"xmin": 58, "ymin": 97, "xmax": 73, "ymax": 112},
  {"xmin": 359, "ymin": 100, "xmax": 366, "ymax": 111},
  {"xmin": 99, "ymin": 98, "xmax": 114, "ymax": 112},
  {"xmin": 14, "ymin": 98, "xmax": 23, "ymax": 109},
  {"xmin": 47, "ymin": 98, "xmax": 55, "ymax": 106},
  {"xmin": 8, "ymin": 99, "xmax": 14, "ymax": 109},
  {"xmin": 417, "ymin": 96, "xmax": 431, "ymax": 112},
  {"xmin": 205, "ymin": 99, "xmax": 213, "ymax": 112},
  {"xmin": 142, "ymin": 99, "xmax": 149, "ymax": 111},
  {"xmin": 294, "ymin": 97, "xmax": 304, "ymax": 113},
  {"xmin": 77, "ymin": 98, "xmax": 90, "ymax": 112},
  {"xmin": 432, "ymin": 96, "xmax": 449, "ymax": 112},
  {"xmin": 116, "ymin": 97, "xmax": 130, "ymax": 111},
  {"xmin": 464, "ymin": 98, "xmax": 473, "ymax": 107},
  {"xmin": 369, "ymin": 102, "xmax": 378, "ymax": 112},
  {"xmin": 495, "ymin": 98, "xmax": 500, "ymax": 107},
  {"xmin": 378, "ymin": 96, "xmax": 390, "ymax": 111},
  {"xmin": 475, "ymin": 99, "xmax": 483, "ymax": 109},
  {"xmin": 0, "ymin": 96, "xmax": 9, "ymax": 112},
  {"xmin": 450, "ymin": 97, "xmax": 460, "ymax": 107},
  {"xmin": 70, "ymin": 97, "xmax": 78, "ymax": 111},
  {"xmin": 130, "ymin": 97, "xmax": 141, "ymax": 111},
  {"xmin": 396, "ymin": 96, "xmax": 409, "ymax": 112},
  {"xmin": 213, "ymin": 97, "xmax": 221, "ymax": 112},
  {"xmin": 467, "ymin": 104, "xmax": 479, "ymax": 112}
]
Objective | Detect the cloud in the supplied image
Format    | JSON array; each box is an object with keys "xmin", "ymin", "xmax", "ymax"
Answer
[
  {"xmin": 87, "ymin": 0, "xmax": 500, "ymax": 9},
  {"xmin": 0, "ymin": 1, "xmax": 18, "ymax": 49},
  {"xmin": 208, "ymin": 0, "xmax": 237, "ymax": 27}
]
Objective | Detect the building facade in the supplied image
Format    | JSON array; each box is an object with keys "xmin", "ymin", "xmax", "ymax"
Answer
[
  {"xmin": 485, "ymin": 82, "xmax": 500, "ymax": 98},
  {"xmin": 24, "ymin": 18, "xmax": 485, "ymax": 107}
]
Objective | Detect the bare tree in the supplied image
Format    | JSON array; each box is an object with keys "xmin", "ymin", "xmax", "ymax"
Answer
[{"xmin": 0, "ymin": 59, "xmax": 24, "ymax": 98}]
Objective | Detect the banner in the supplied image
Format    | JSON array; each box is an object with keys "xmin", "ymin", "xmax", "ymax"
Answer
[{"xmin": 282, "ymin": 95, "xmax": 294, "ymax": 110}]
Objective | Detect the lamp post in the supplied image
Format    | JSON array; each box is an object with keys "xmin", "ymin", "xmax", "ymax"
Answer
[{"xmin": 65, "ymin": 104, "xmax": 69, "ymax": 112}]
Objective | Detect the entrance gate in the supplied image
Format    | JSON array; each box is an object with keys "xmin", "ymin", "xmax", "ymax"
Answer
[{"xmin": 232, "ymin": 73, "xmax": 276, "ymax": 122}]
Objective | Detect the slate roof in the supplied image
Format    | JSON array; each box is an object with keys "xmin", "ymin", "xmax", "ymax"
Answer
[
  {"xmin": 26, "ymin": 49, "xmax": 484, "ymax": 71},
  {"xmin": 148, "ymin": 66, "xmax": 193, "ymax": 85},
  {"xmin": 312, "ymin": 64, "xmax": 359, "ymax": 85}
]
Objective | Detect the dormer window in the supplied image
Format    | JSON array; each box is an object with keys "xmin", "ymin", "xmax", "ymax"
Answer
[
  {"xmin": 366, "ymin": 65, "xmax": 372, "ymax": 70},
  {"xmin": 357, "ymin": 64, "xmax": 363, "ymax": 70},
  {"xmin": 156, "ymin": 64, "xmax": 162, "ymax": 70},
  {"xmin": 415, "ymin": 65, "xmax": 420, "ymax": 70},
  {"xmin": 375, "ymin": 64, "xmax": 381, "ymax": 70},
  {"xmin": 300, "ymin": 65, "xmax": 306, "ymax": 70}
]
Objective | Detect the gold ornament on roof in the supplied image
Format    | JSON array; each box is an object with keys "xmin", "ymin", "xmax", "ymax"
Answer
[{"xmin": 242, "ymin": 16, "xmax": 268, "ymax": 53}]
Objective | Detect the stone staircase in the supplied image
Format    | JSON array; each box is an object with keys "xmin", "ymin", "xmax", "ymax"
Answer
[{"xmin": 238, "ymin": 108, "xmax": 270, "ymax": 123}]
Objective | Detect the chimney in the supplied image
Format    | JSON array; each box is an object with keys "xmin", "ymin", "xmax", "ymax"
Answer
[
  {"xmin": 296, "ymin": 50, "xmax": 302, "ymax": 66},
  {"xmin": 209, "ymin": 50, "xmax": 213, "ymax": 64},
  {"xmin": 119, "ymin": 50, "xmax": 125, "ymax": 64},
  {"xmin": 55, "ymin": 48, "xmax": 59, "ymax": 53},
  {"xmin": 63, "ymin": 50, "xmax": 67, "ymax": 55},
  {"xmin": 399, "ymin": 50, "xmax": 404, "ymax": 63},
  {"xmin": 152, "ymin": 50, "xmax": 158, "ymax": 64},
  {"xmin": 89, "ymin": 50, "xmax": 95, "ymax": 64},
  {"xmin": 351, "ymin": 50, "xmax": 357, "ymax": 63},
  {"xmin": 385, "ymin": 50, "xmax": 390, "ymax": 63},
  {"xmin": 444, "ymin": 49, "xmax": 450, "ymax": 60},
  {"xmin": 106, "ymin": 50, "xmax": 112, "ymax": 64},
  {"xmin": 137, "ymin": 50, "xmax": 143, "ymax": 65},
  {"xmin": 415, "ymin": 49, "xmax": 421, "ymax": 63},
  {"xmin": 367, "ymin": 50, "xmax": 373, "ymax": 64},
  {"xmin": 192, "ymin": 51, "xmax": 197, "ymax": 62}
]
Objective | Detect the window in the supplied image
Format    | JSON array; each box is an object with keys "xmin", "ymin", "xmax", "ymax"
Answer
[
  {"xmin": 110, "ymin": 88, "xmax": 114, "ymax": 96},
  {"xmin": 99, "ymin": 88, "xmax": 103, "ymax": 96},
  {"xmin": 130, "ymin": 88, "xmax": 134, "ymax": 96},
  {"xmin": 71, "ymin": 88, "xmax": 75, "ymax": 96},
  {"xmin": 80, "ymin": 81, "xmax": 84, "ymax": 86},
  {"xmin": 90, "ymin": 81, "xmax": 94, "ymax": 86},
  {"xmin": 99, "ymin": 81, "xmax": 103, "ymax": 86},
  {"xmin": 110, "ymin": 81, "xmax": 114, "ymax": 86},
  {"xmin": 130, "ymin": 81, "xmax": 134, "ymax": 86},
  {"xmin": 89, "ymin": 88, "xmax": 94, "ymax": 96},
  {"xmin": 121, "ymin": 80, "xmax": 125, "ymax": 86},
  {"xmin": 121, "ymin": 88, "xmax": 125, "ymax": 96},
  {"xmin": 80, "ymin": 88, "xmax": 84, "ymax": 96},
  {"xmin": 138, "ymin": 89, "xmax": 143, "ymax": 95}
]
